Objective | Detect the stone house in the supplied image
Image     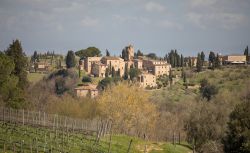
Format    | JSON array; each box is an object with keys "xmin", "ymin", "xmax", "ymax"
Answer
[
  {"xmin": 84, "ymin": 57, "xmax": 102, "ymax": 73},
  {"xmin": 137, "ymin": 73, "xmax": 157, "ymax": 88},
  {"xmin": 142, "ymin": 59, "xmax": 171, "ymax": 76},
  {"xmin": 101, "ymin": 56, "xmax": 125, "ymax": 77},
  {"xmin": 92, "ymin": 62, "xmax": 107, "ymax": 77},
  {"xmin": 222, "ymin": 55, "xmax": 246, "ymax": 64},
  {"xmin": 74, "ymin": 84, "xmax": 98, "ymax": 98}
]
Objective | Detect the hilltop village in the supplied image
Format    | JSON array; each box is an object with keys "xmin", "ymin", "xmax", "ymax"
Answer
[
  {"xmin": 1, "ymin": 40, "xmax": 250, "ymax": 153},
  {"xmin": 27, "ymin": 44, "xmax": 250, "ymax": 98}
]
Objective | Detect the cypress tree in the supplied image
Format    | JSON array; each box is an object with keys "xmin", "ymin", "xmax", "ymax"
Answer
[
  {"xmin": 180, "ymin": 54, "xmax": 184, "ymax": 67},
  {"xmin": 105, "ymin": 67, "xmax": 110, "ymax": 77},
  {"xmin": 196, "ymin": 53, "xmax": 202, "ymax": 72},
  {"xmin": 201, "ymin": 51, "xmax": 205, "ymax": 66},
  {"xmin": 244, "ymin": 46, "xmax": 249, "ymax": 62},
  {"xmin": 106, "ymin": 49, "xmax": 110, "ymax": 56},
  {"xmin": 124, "ymin": 63, "xmax": 129, "ymax": 80},
  {"xmin": 66, "ymin": 50, "xmax": 76, "ymax": 68},
  {"xmin": 111, "ymin": 66, "xmax": 115, "ymax": 77}
]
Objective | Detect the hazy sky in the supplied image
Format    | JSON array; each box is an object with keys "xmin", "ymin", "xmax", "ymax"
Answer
[{"xmin": 0, "ymin": 0, "xmax": 250, "ymax": 57}]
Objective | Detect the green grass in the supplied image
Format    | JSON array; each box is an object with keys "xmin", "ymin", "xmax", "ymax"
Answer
[
  {"xmin": 0, "ymin": 122, "xmax": 191, "ymax": 153},
  {"xmin": 151, "ymin": 66, "xmax": 250, "ymax": 104},
  {"xmin": 27, "ymin": 73, "xmax": 46, "ymax": 83}
]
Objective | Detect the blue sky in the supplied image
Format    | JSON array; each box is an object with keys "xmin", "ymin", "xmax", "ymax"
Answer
[{"xmin": 0, "ymin": 0, "xmax": 249, "ymax": 57}]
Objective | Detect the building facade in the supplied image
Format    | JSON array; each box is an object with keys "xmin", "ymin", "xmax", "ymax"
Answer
[
  {"xmin": 222, "ymin": 55, "xmax": 246, "ymax": 64},
  {"xmin": 137, "ymin": 73, "xmax": 157, "ymax": 88}
]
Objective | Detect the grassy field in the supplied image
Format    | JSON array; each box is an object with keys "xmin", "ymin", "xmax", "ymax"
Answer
[
  {"xmin": 150, "ymin": 66, "xmax": 250, "ymax": 103},
  {"xmin": 27, "ymin": 73, "xmax": 46, "ymax": 83},
  {"xmin": 0, "ymin": 122, "xmax": 191, "ymax": 153}
]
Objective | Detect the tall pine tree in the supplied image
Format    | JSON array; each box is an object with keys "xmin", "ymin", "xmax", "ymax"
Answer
[{"xmin": 5, "ymin": 39, "xmax": 28, "ymax": 89}]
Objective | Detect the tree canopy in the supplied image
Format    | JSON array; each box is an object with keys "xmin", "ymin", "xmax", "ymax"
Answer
[
  {"xmin": 75, "ymin": 47, "xmax": 101, "ymax": 59},
  {"xmin": 223, "ymin": 101, "xmax": 250, "ymax": 153}
]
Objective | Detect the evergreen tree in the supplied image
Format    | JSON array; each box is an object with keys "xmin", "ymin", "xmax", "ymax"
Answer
[
  {"xmin": 223, "ymin": 101, "xmax": 250, "ymax": 153},
  {"xmin": 117, "ymin": 68, "xmax": 121, "ymax": 77},
  {"xmin": 111, "ymin": 67, "xmax": 115, "ymax": 77},
  {"xmin": 196, "ymin": 53, "xmax": 202, "ymax": 72},
  {"xmin": 208, "ymin": 51, "xmax": 216, "ymax": 67},
  {"xmin": 188, "ymin": 57, "xmax": 192, "ymax": 67},
  {"xmin": 105, "ymin": 68, "xmax": 110, "ymax": 78},
  {"xmin": 129, "ymin": 68, "xmax": 141, "ymax": 81},
  {"xmin": 106, "ymin": 49, "xmax": 110, "ymax": 56},
  {"xmin": 201, "ymin": 51, "xmax": 205, "ymax": 66},
  {"xmin": 169, "ymin": 69, "xmax": 173, "ymax": 86},
  {"xmin": 123, "ymin": 63, "xmax": 129, "ymax": 80},
  {"xmin": 214, "ymin": 54, "xmax": 221, "ymax": 68},
  {"xmin": 0, "ymin": 52, "xmax": 27, "ymax": 109},
  {"xmin": 31, "ymin": 51, "xmax": 39, "ymax": 62},
  {"xmin": 181, "ymin": 54, "xmax": 184, "ymax": 67},
  {"xmin": 5, "ymin": 39, "xmax": 28, "ymax": 89},
  {"xmin": 244, "ymin": 46, "xmax": 249, "ymax": 62},
  {"xmin": 137, "ymin": 50, "xmax": 143, "ymax": 56},
  {"xmin": 65, "ymin": 50, "xmax": 76, "ymax": 68}
]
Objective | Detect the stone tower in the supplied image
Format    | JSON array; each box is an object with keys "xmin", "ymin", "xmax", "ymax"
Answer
[{"xmin": 127, "ymin": 45, "xmax": 134, "ymax": 61}]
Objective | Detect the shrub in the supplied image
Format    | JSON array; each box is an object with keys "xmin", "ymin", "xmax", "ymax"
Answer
[{"xmin": 82, "ymin": 76, "xmax": 92, "ymax": 83}]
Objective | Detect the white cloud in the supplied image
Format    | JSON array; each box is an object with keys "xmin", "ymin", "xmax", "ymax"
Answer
[
  {"xmin": 145, "ymin": 1, "xmax": 165, "ymax": 12},
  {"xmin": 158, "ymin": 20, "xmax": 183, "ymax": 30},
  {"xmin": 187, "ymin": 0, "xmax": 249, "ymax": 30},
  {"xmin": 112, "ymin": 15, "xmax": 151, "ymax": 24},
  {"xmin": 190, "ymin": 0, "xmax": 218, "ymax": 8},
  {"xmin": 80, "ymin": 17, "xmax": 99, "ymax": 27}
]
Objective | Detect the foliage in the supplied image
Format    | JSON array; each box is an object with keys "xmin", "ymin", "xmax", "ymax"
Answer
[
  {"xmin": 200, "ymin": 79, "xmax": 218, "ymax": 101},
  {"xmin": 123, "ymin": 63, "xmax": 129, "ymax": 80},
  {"xmin": 98, "ymin": 77, "xmax": 113, "ymax": 90},
  {"xmin": 244, "ymin": 46, "xmax": 249, "ymax": 62},
  {"xmin": 106, "ymin": 49, "xmax": 110, "ymax": 56},
  {"xmin": 0, "ymin": 53, "xmax": 25, "ymax": 108},
  {"xmin": 5, "ymin": 39, "xmax": 29, "ymax": 89},
  {"xmin": 135, "ymin": 49, "xmax": 143, "ymax": 58},
  {"xmin": 31, "ymin": 51, "xmax": 39, "ymax": 62},
  {"xmin": 75, "ymin": 47, "xmax": 101, "ymax": 59},
  {"xmin": 129, "ymin": 68, "xmax": 141, "ymax": 80},
  {"xmin": 65, "ymin": 50, "xmax": 76, "ymax": 68},
  {"xmin": 223, "ymin": 98, "xmax": 250, "ymax": 153},
  {"xmin": 185, "ymin": 102, "xmax": 227, "ymax": 152},
  {"xmin": 82, "ymin": 76, "xmax": 92, "ymax": 83},
  {"xmin": 165, "ymin": 50, "xmax": 182, "ymax": 68},
  {"xmin": 196, "ymin": 52, "xmax": 202, "ymax": 72},
  {"xmin": 111, "ymin": 66, "xmax": 115, "ymax": 77},
  {"xmin": 201, "ymin": 51, "xmax": 205, "ymax": 66},
  {"xmin": 97, "ymin": 83, "xmax": 158, "ymax": 138},
  {"xmin": 146, "ymin": 53, "xmax": 158, "ymax": 60}
]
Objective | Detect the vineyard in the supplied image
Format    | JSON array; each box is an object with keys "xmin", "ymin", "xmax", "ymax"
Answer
[{"xmin": 0, "ymin": 107, "xmax": 192, "ymax": 153}]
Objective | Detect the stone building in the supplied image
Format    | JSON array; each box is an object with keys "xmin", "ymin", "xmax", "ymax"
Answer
[
  {"xmin": 137, "ymin": 73, "xmax": 157, "ymax": 88},
  {"xmin": 134, "ymin": 59, "xmax": 143, "ymax": 70},
  {"xmin": 101, "ymin": 56, "xmax": 125, "ymax": 77},
  {"xmin": 74, "ymin": 84, "xmax": 98, "ymax": 98},
  {"xmin": 222, "ymin": 55, "xmax": 246, "ymax": 64},
  {"xmin": 142, "ymin": 59, "xmax": 171, "ymax": 76},
  {"xmin": 84, "ymin": 57, "xmax": 102, "ymax": 73},
  {"xmin": 92, "ymin": 62, "xmax": 107, "ymax": 77}
]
